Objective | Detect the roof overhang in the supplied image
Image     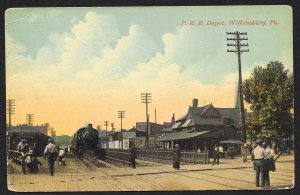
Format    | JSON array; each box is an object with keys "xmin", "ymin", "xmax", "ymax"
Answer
[{"xmin": 155, "ymin": 130, "xmax": 209, "ymax": 142}]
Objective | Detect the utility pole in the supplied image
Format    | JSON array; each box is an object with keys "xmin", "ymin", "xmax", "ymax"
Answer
[
  {"xmin": 141, "ymin": 93, "xmax": 152, "ymax": 146},
  {"xmin": 104, "ymin": 120, "xmax": 109, "ymax": 148},
  {"xmin": 155, "ymin": 109, "xmax": 157, "ymax": 138},
  {"xmin": 111, "ymin": 123, "xmax": 115, "ymax": 131},
  {"xmin": 26, "ymin": 114, "xmax": 34, "ymax": 126},
  {"xmin": 118, "ymin": 111, "xmax": 125, "ymax": 149},
  {"xmin": 227, "ymin": 31, "xmax": 249, "ymax": 142},
  {"xmin": 6, "ymin": 99, "xmax": 15, "ymax": 130}
]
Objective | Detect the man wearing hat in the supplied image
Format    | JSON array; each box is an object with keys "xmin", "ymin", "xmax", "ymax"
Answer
[
  {"xmin": 173, "ymin": 144, "xmax": 181, "ymax": 170},
  {"xmin": 17, "ymin": 139, "xmax": 29, "ymax": 174},
  {"xmin": 44, "ymin": 138, "xmax": 58, "ymax": 176},
  {"xmin": 17, "ymin": 139, "xmax": 29, "ymax": 154},
  {"xmin": 129, "ymin": 143, "xmax": 137, "ymax": 169},
  {"xmin": 253, "ymin": 139, "xmax": 266, "ymax": 187},
  {"xmin": 262, "ymin": 142, "xmax": 274, "ymax": 187}
]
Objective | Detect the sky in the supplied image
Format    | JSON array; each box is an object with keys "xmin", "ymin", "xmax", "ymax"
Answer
[{"xmin": 5, "ymin": 6, "xmax": 293, "ymax": 135}]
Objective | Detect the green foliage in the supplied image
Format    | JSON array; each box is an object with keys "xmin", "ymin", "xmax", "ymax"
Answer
[
  {"xmin": 243, "ymin": 61, "xmax": 293, "ymax": 140},
  {"xmin": 55, "ymin": 135, "xmax": 71, "ymax": 146}
]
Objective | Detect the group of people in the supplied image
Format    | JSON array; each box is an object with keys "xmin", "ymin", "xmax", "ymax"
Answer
[
  {"xmin": 172, "ymin": 141, "xmax": 277, "ymax": 188},
  {"xmin": 17, "ymin": 138, "xmax": 279, "ymax": 187},
  {"xmin": 252, "ymin": 139, "xmax": 276, "ymax": 187},
  {"xmin": 17, "ymin": 138, "xmax": 67, "ymax": 176},
  {"xmin": 17, "ymin": 139, "xmax": 43, "ymax": 173}
]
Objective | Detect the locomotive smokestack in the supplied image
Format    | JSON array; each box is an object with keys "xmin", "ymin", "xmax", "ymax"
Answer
[{"xmin": 88, "ymin": 124, "xmax": 93, "ymax": 128}]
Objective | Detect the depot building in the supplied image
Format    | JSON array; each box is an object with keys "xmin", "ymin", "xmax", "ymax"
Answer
[{"xmin": 156, "ymin": 99, "xmax": 244, "ymax": 152}]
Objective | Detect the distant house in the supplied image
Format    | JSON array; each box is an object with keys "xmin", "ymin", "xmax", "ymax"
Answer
[
  {"xmin": 156, "ymin": 99, "xmax": 243, "ymax": 151},
  {"xmin": 136, "ymin": 122, "xmax": 166, "ymax": 136},
  {"xmin": 98, "ymin": 130, "xmax": 115, "ymax": 148},
  {"xmin": 108, "ymin": 127, "xmax": 156, "ymax": 149}
]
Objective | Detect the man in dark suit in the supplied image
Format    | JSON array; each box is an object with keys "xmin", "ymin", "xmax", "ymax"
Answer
[{"xmin": 129, "ymin": 144, "xmax": 137, "ymax": 169}]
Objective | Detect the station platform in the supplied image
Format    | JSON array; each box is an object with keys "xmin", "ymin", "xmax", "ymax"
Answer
[{"xmin": 7, "ymin": 154, "xmax": 294, "ymax": 191}]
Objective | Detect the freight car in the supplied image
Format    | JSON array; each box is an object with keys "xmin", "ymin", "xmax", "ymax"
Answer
[{"xmin": 70, "ymin": 124, "xmax": 100, "ymax": 158}]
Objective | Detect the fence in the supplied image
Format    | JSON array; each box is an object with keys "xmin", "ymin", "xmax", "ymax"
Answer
[
  {"xmin": 137, "ymin": 150, "xmax": 209, "ymax": 164},
  {"xmin": 103, "ymin": 149, "xmax": 209, "ymax": 166}
]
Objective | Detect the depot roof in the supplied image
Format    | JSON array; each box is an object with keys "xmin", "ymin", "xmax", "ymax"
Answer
[{"xmin": 155, "ymin": 130, "xmax": 209, "ymax": 142}]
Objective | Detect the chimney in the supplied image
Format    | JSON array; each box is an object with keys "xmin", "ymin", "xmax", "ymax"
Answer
[{"xmin": 192, "ymin": 98, "xmax": 198, "ymax": 107}]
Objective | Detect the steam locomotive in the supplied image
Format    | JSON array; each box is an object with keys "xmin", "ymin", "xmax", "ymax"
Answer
[{"xmin": 70, "ymin": 124, "xmax": 99, "ymax": 157}]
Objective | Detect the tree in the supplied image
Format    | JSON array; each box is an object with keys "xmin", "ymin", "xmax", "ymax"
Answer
[{"xmin": 243, "ymin": 61, "xmax": 293, "ymax": 140}]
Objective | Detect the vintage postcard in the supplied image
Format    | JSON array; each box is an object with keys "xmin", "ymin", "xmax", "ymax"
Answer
[{"xmin": 5, "ymin": 6, "xmax": 294, "ymax": 191}]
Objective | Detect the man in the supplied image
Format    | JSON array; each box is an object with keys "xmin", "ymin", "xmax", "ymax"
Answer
[
  {"xmin": 173, "ymin": 144, "xmax": 181, "ymax": 170},
  {"xmin": 58, "ymin": 146, "xmax": 66, "ymax": 166},
  {"xmin": 32, "ymin": 142, "xmax": 38, "ymax": 156},
  {"xmin": 25, "ymin": 150, "xmax": 35, "ymax": 173},
  {"xmin": 17, "ymin": 139, "xmax": 29, "ymax": 174},
  {"xmin": 242, "ymin": 143, "xmax": 249, "ymax": 163},
  {"xmin": 253, "ymin": 139, "xmax": 266, "ymax": 187},
  {"xmin": 44, "ymin": 138, "xmax": 58, "ymax": 176},
  {"xmin": 17, "ymin": 139, "xmax": 29, "ymax": 154},
  {"xmin": 262, "ymin": 142, "xmax": 275, "ymax": 187},
  {"xmin": 129, "ymin": 144, "xmax": 137, "ymax": 169},
  {"xmin": 212, "ymin": 144, "xmax": 220, "ymax": 165},
  {"xmin": 30, "ymin": 143, "xmax": 44, "ymax": 171}
]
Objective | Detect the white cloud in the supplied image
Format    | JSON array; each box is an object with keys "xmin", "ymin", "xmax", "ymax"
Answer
[
  {"xmin": 7, "ymin": 11, "xmax": 290, "ymax": 133},
  {"xmin": 5, "ymin": 34, "xmax": 35, "ymax": 74}
]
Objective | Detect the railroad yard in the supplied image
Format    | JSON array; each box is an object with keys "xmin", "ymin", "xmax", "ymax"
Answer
[{"xmin": 7, "ymin": 154, "xmax": 294, "ymax": 191}]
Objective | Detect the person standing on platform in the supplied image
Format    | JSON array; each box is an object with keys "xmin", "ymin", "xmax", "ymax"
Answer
[
  {"xmin": 44, "ymin": 138, "xmax": 58, "ymax": 176},
  {"xmin": 212, "ymin": 144, "xmax": 220, "ymax": 165},
  {"xmin": 129, "ymin": 144, "xmax": 137, "ymax": 169},
  {"xmin": 253, "ymin": 139, "xmax": 266, "ymax": 187},
  {"xmin": 32, "ymin": 143, "xmax": 43, "ymax": 171},
  {"xmin": 17, "ymin": 139, "xmax": 29, "ymax": 174},
  {"xmin": 173, "ymin": 144, "xmax": 181, "ymax": 170},
  {"xmin": 58, "ymin": 146, "xmax": 66, "ymax": 166},
  {"xmin": 262, "ymin": 142, "xmax": 275, "ymax": 187}
]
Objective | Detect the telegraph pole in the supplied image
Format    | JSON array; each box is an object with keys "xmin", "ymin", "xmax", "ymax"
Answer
[
  {"xmin": 227, "ymin": 31, "xmax": 249, "ymax": 142},
  {"xmin": 104, "ymin": 120, "xmax": 109, "ymax": 148},
  {"xmin": 26, "ymin": 114, "xmax": 34, "ymax": 126},
  {"xmin": 141, "ymin": 93, "xmax": 152, "ymax": 146},
  {"xmin": 111, "ymin": 123, "xmax": 114, "ymax": 131},
  {"xmin": 155, "ymin": 109, "xmax": 157, "ymax": 137},
  {"xmin": 118, "ymin": 111, "xmax": 125, "ymax": 149},
  {"xmin": 6, "ymin": 99, "xmax": 15, "ymax": 130}
]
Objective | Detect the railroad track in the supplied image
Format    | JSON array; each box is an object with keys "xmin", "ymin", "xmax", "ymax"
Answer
[
  {"xmin": 71, "ymin": 152, "xmax": 165, "ymax": 168},
  {"xmin": 69, "ymin": 153, "xmax": 109, "ymax": 168}
]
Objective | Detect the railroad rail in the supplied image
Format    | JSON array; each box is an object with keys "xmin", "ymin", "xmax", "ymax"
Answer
[{"xmin": 105, "ymin": 149, "xmax": 132, "ymax": 167}]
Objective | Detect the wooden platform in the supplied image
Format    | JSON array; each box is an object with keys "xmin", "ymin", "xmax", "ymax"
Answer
[{"xmin": 7, "ymin": 154, "xmax": 294, "ymax": 191}]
